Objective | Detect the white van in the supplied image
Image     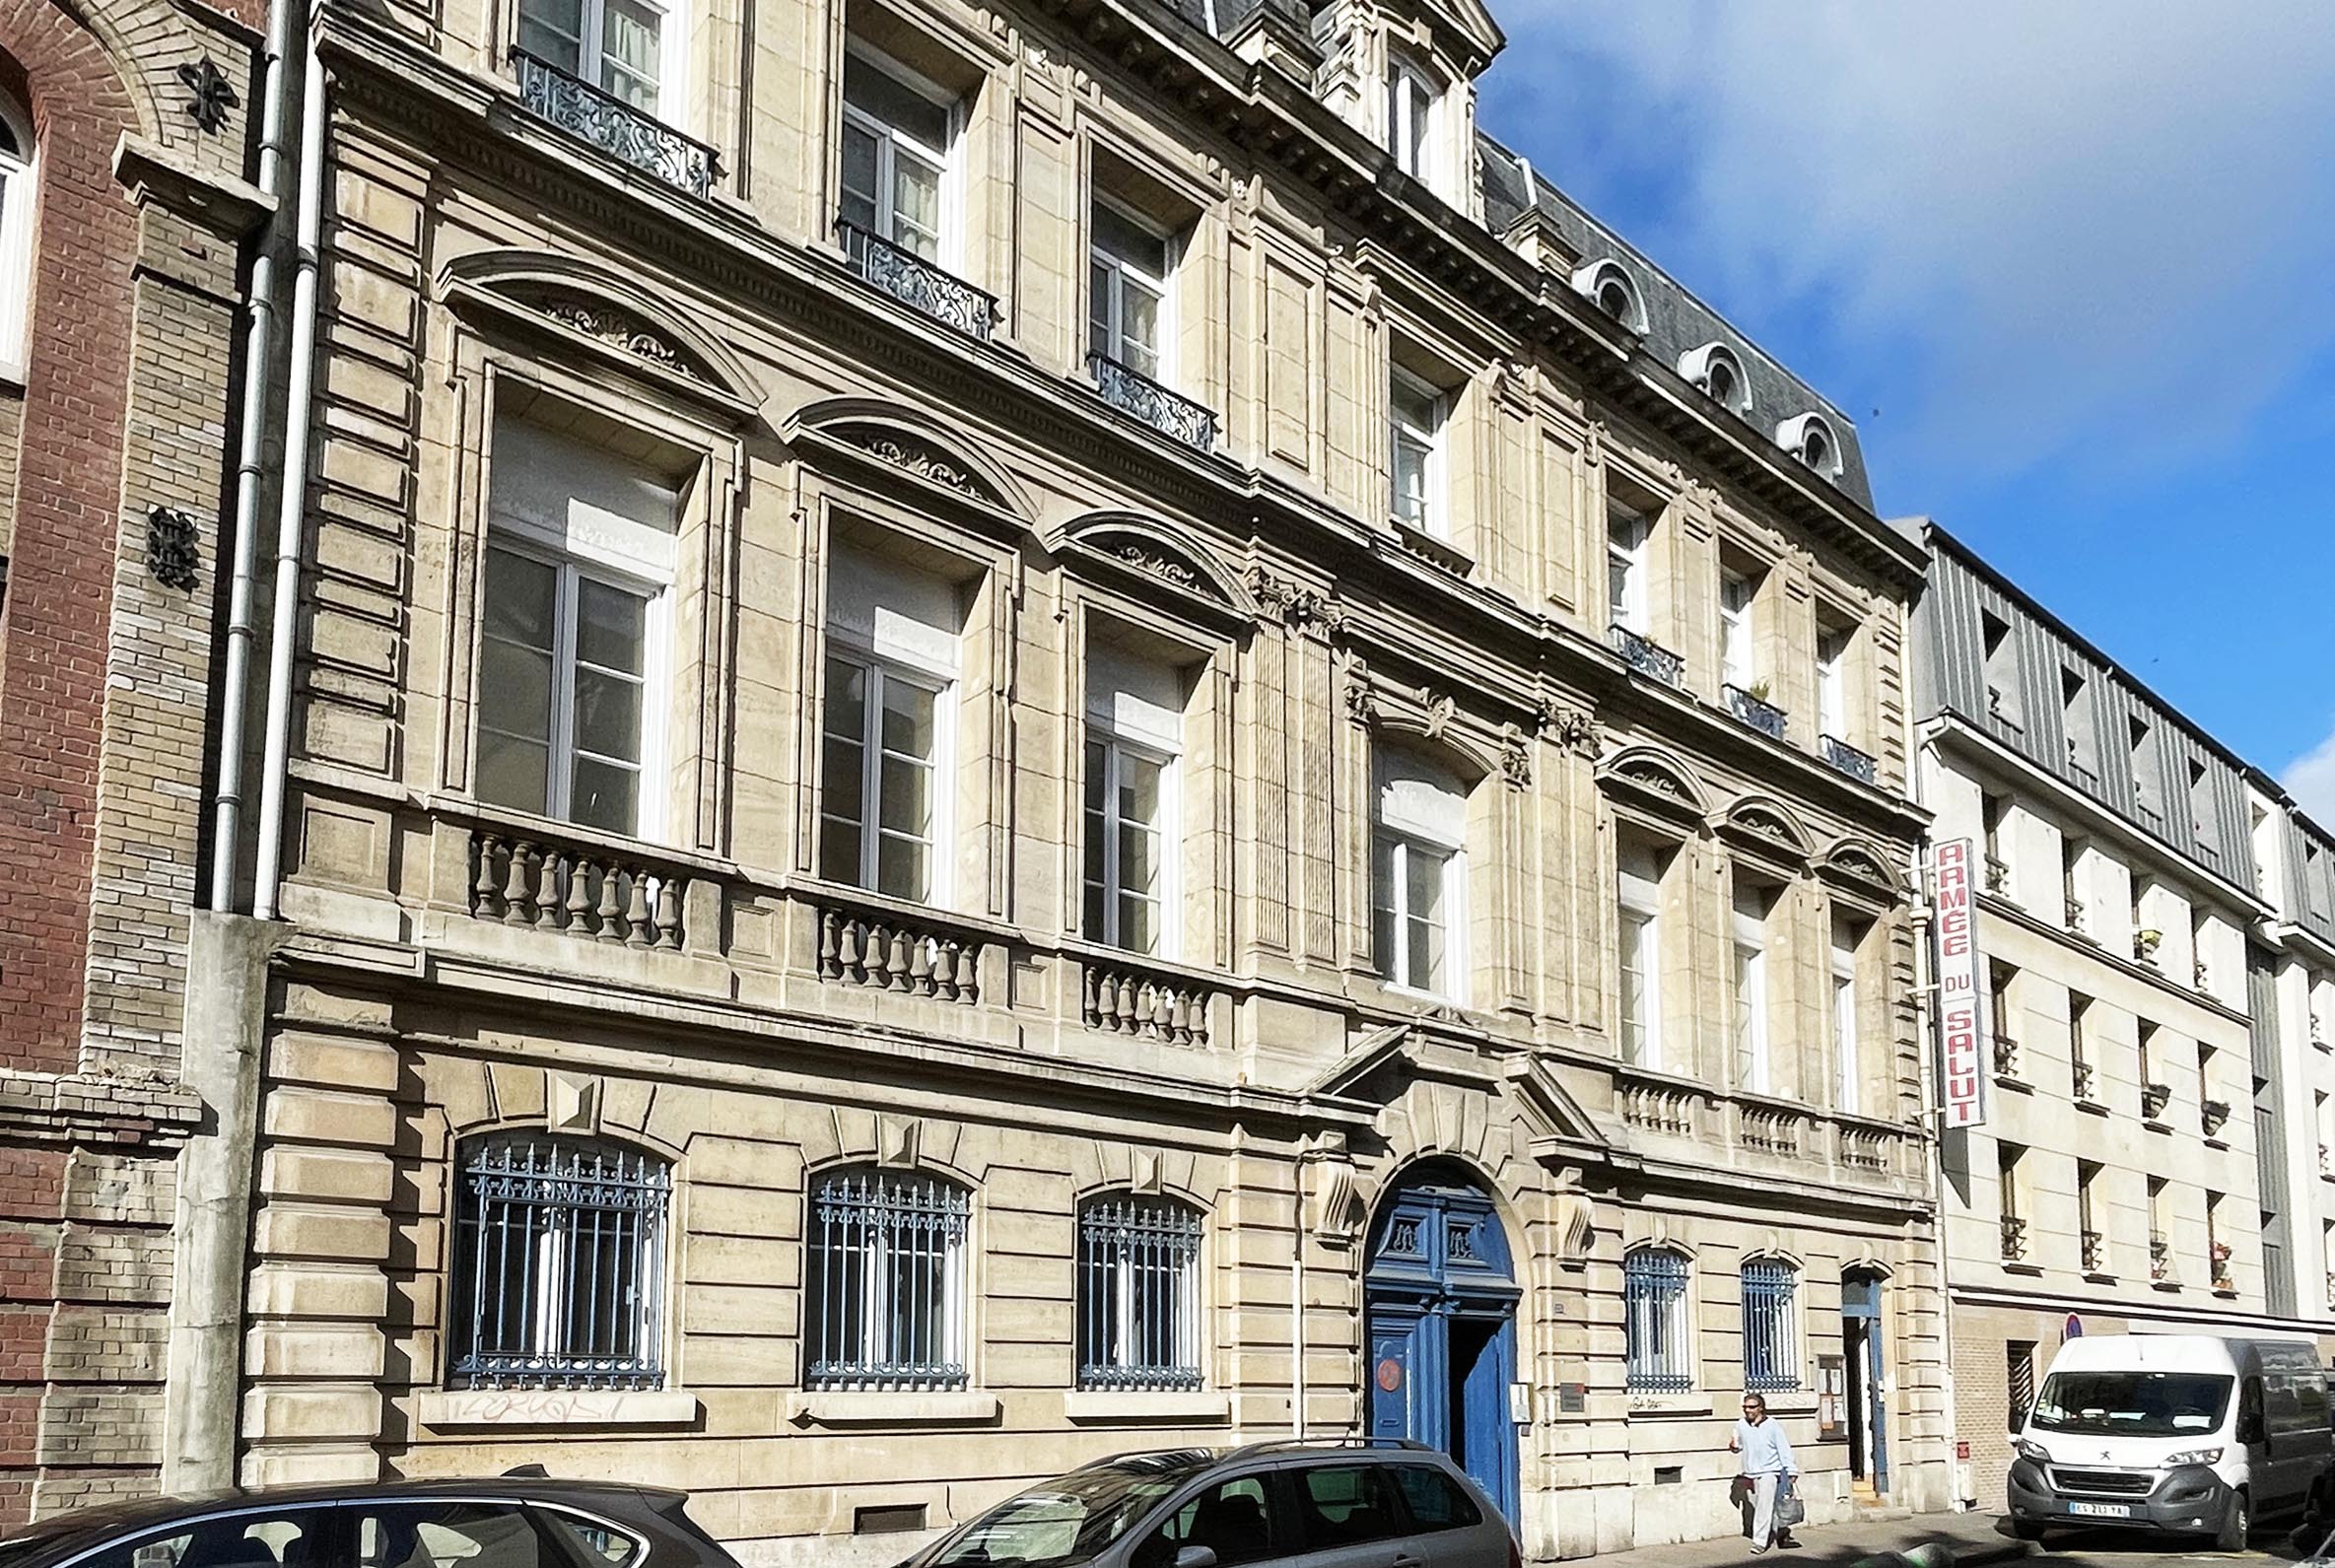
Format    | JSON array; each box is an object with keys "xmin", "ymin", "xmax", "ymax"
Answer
[{"xmin": 2008, "ymin": 1333, "xmax": 2333, "ymax": 1547}]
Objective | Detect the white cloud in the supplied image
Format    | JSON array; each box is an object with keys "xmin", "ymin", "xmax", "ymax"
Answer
[
  {"xmin": 1484, "ymin": 2, "xmax": 2335, "ymax": 503},
  {"xmin": 2284, "ymin": 718, "xmax": 2335, "ymax": 826}
]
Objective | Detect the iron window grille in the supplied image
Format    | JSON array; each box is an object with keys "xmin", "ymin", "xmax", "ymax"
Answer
[
  {"xmin": 1740, "ymin": 1259, "xmax": 1801, "ymax": 1392},
  {"xmin": 806, "ymin": 1168, "xmax": 970, "ymax": 1389},
  {"xmin": 449, "ymin": 1133, "xmax": 671, "ymax": 1390},
  {"xmin": 1623, "ymin": 1248, "xmax": 1693, "ymax": 1393},
  {"xmin": 1075, "ymin": 1195, "xmax": 1203, "ymax": 1391}
]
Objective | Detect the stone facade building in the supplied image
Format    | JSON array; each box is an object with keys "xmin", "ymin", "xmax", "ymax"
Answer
[
  {"xmin": 1911, "ymin": 523, "xmax": 2335, "ymax": 1513},
  {"xmin": 169, "ymin": 0, "xmax": 1960, "ymax": 1556},
  {"xmin": 0, "ymin": 0, "xmax": 270, "ymax": 1522}
]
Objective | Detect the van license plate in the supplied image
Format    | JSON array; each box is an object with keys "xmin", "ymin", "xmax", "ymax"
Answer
[{"xmin": 2068, "ymin": 1503, "xmax": 2131, "ymax": 1519}]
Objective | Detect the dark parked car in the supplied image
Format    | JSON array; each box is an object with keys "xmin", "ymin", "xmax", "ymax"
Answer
[
  {"xmin": 0, "ymin": 1476, "xmax": 740, "ymax": 1568},
  {"xmin": 899, "ymin": 1440, "xmax": 1519, "ymax": 1568}
]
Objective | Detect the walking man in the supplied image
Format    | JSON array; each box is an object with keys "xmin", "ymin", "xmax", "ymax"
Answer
[{"xmin": 1731, "ymin": 1393, "xmax": 1799, "ymax": 1552}]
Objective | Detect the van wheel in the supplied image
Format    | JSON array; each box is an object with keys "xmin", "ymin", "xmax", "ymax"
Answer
[{"xmin": 2215, "ymin": 1489, "xmax": 2249, "ymax": 1552}]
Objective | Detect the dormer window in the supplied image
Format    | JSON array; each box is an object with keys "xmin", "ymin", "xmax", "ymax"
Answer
[
  {"xmin": 1386, "ymin": 54, "xmax": 1436, "ymax": 181},
  {"xmin": 1775, "ymin": 412, "xmax": 1841, "ymax": 476},
  {"xmin": 1679, "ymin": 343, "xmax": 1749, "ymax": 415},
  {"xmin": 1571, "ymin": 259, "xmax": 1643, "ymax": 332}
]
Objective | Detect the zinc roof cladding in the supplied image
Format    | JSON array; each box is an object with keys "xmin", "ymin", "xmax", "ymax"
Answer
[{"xmin": 1477, "ymin": 136, "xmax": 1876, "ymax": 511}]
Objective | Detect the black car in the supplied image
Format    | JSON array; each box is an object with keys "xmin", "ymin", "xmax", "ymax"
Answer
[{"xmin": 0, "ymin": 1476, "xmax": 741, "ymax": 1568}]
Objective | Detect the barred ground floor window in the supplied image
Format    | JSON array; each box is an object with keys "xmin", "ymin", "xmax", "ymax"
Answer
[
  {"xmin": 806, "ymin": 1167, "xmax": 971, "ymax": 1389},
  {"xmin": 1741, "ymin": 1259, "xmax": 1801, "ymax": 1392},
  {"xmin": 1624, "ymin": 1247, "xmax": 1693, "ymax": 1393},
  {"xmin": 448, "ymin": 1133, "xmax": 672, "ymax": 1390},
  {"xmin": 1076, "ymin": 1194, "xmax": 1202, "ymax": 1391}
]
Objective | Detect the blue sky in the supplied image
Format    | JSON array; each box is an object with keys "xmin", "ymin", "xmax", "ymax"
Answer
[{"xmin": 1475, "ymin": 3, "xmax": 2335, "ymax": 815}]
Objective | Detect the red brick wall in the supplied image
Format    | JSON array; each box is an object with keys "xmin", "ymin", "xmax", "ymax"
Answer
[{"xmin": 0, "ymin": 2, "xmax": 139, "ymax": 1073}]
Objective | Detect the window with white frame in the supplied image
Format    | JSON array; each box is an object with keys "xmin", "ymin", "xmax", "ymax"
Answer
[
  {"xmin": 477, "ymin": 416, "xmax": 678, "ymax": 839},
  {"xmin": 1608, "ymin": 503, "xmax": 1651, "ymax": 634},
  {"xmin": 1617, "ymin": 836, "xmax": 1666, "ymax": 1068},
  {"xmin": 447, "ymin": 1132, "xmax": 671, "ymax": 1390},
  {"xmin": 1084, "ymin": 645, "xmax": 1183, "ymax": 956},
  {"xmin": 1388, "ymin": 364, "xmax": 1445, "ymax": 536},
  {"xmin": 805, "ymin": 1167, "xmax": 970, "ymax": 1389},
  {"xmin": 1731, "ymin": 879, "xmax": 1774, "ymax": 1095},
  {"xmin": 1623, "ymin": 1247, "xmax": 1692, "ymax": 1393},
  {"xmin": 1832, "ymin": 916, "xmax": 1864, "ymax": 1115},
  {"xmin": 1385, "ymin": 54, "xmax": 1435, "ymax": 180},
  {"xmin": 1740, "ymin": 1257, "xmax": 1801, "ymax": 1392},
  {"xmin": 1372, "ymin": 750, "xmax": 1467, "ymax": 1000},
  {"xmin": 1088, "ymin": 199, "xmax": 1172, "ymax": 380},
  {"xmin": 840, "ymin": 49, "xmax": 951, "ymax": 261},
  {"xmin": 0, "ymin": 85, "xmax": 34, "ymax": 375},
  {"xmin": 1075, "ymin": 1193, "xmax": 1202, "ymax": 1391},
  {"xmin": 518, "ymin": 0, "xmax": 668, "ymax": 111},
  {"xmin": 1817, "ymin": 623, "xmax": 1850, "ymax": 741},
  {"xmin": 1719, "ymin": 567, "xmax": 1755, "ymax": 692},
  {"xmin": 820, "ymin": 547, "xmax": 962, "ymax": 904}
]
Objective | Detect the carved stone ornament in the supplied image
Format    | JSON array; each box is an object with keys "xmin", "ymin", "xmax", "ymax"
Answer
[
  {"xmin": 1622, "ymin": 764, "xmax": 1683, "ymax": 799},
  {"xmin": 537, "ymin": 300, "xmax": 702, "ymax": 380},
  {"xmin": 839, "ymin": 428, "xmax": 994, "ymax": 503},
  {"xmin": 1500, "ymin": 727, "xmax": 1533, "ymax": 790},
  {"xmin": 146, "ymin": 506, "xmax": 199, "ymax": 590},
  {"xmin": 1342, "ymin": 655, "xmax": 1377, "ymax": 726},
  {"xmin": 1737, "ymin": 810, "xmax": 1791, "ymax": 844},
  {"xmin": 1551, "ymin": 1167, "xmax": 1595, "ymax": 1268},
  {"xmin": 176, "ymin": 56, "xmax": 240, "ymax": 133},
  {"xmin": 1246, "ymin": 566, "xmax": 1333, "ymax": 633},
  {"xmin": 1301, "ymin": 1131, "xmax": 1360, "ymax": 1246},
  {"xmin": 1115, "ymin": 542, "xmax": 1199, "ymax": 590},
  {"xmin": 1422, "ymin": 689, "xmax": 1455, "ymax": 738},
  {"xmin": 1540, "ymin": 701, "xmax": 1600, "ymax": 757}
]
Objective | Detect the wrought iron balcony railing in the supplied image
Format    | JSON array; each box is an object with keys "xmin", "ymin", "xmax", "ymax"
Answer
[
  {"xmin": 2149, "ymin": 1231, "xmax": 2172, "ymax": 1281},
  {"xmin": 1089, "ymin": 353, "xmax": 1216, "ymax": 451},
  {"xmin": 1992, "ymin": 1035, "xmax": 2021, "ymax": 1079},
  {"xmin": 512, "ymin": 50, "xmax": 720, "ymax": 198},
  {"xmin": 2081, "ymin": 1229, "xmax": 2104, "ymax": 1273},
  {"xmin": 1724, "ymin": 684, "xmax": 1787, "ymax": 740},
  {"xmin": 1822, "ymin": 733, "xmax": 1878, "ymax": 785},
  {"xmin": 1609, "ymin": 623, "xmax": 1683, "ymax": 687},
  {"xmin": 838, "ymin": 219, "xmax": 996, "ymax": 341},
  {"xmin": 2000, "ymin": 1215, "xmax": 2027, "ymax": 1261}
]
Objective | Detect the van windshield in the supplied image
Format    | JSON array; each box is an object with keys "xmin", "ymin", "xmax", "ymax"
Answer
[{"xmin": 2031, "ymin": 1370, "xmax": 2233, "ymax": 1437}]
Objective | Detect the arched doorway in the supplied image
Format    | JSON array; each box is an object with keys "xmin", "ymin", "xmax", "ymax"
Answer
[{"xmin": 1365, "ymin": 1165, "xmax": 1521, "ymax": 1521}]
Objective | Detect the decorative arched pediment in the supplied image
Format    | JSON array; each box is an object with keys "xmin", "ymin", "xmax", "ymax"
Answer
[
  {"xmin": 438, "ymin": 248, "xmax": 764, "ymax": 418},
  {"xmin": 788, "ymin": 398, "xmax": 1031, "ymax": 518},
  {"xmin": 1716, "ymin": 793, "xmax": 1815, "ymax": 864},
  {"xmin": 1060, "ymin": 511, "xmax": 1256, "ymax": 620},
  {"xmin": 1622, "ymin": 1220, "xmax": 1696, "ymax": 1261},
  {"xmin": 1818, "ymin": 837, "xmax": 1908, "ymax": 905},
  {"xmin": 1597, "ymin": 744, "xmax": 1709, "ymax": 822}
]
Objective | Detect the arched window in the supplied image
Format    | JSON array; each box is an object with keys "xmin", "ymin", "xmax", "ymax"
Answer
[
  {"xmin": 1623, "ymin": 1246, "xmax": 1693, "ymax": 1393},
  {"xmin": 1741, "ymin": 1257, "xmax": 1802, "ymax": 1392},
  {"xmin": 1777, "ymin": 412, "xmax": 1839, "ymax": 475},
  {"xmin": 0, "ymin": 82, "xmax": 34, "ymax": 374},
  {"xmin": 806, "ymin": 1166, "xmax": 970, "ymax": 1389},
  {"xmin": 1076, "ymin": 1193, "xmax": 1203, "ymax": 1391},
  {"xmin": 447, "ymin": 1132, "xmax": 672, "ymax": 1389},
  {"xmin": 1573, "ymin": 259, "xmax": 1643, "ymax": 333},
  {"xmin": 1371, "ymin": 747, "xmax": 1470, "ymax": 1001},
  {"xmin": 1801, "ymin": 425, "xmax": 1830, "ymax": 470}
]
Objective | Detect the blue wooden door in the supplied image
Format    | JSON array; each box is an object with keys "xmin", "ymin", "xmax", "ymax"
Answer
[
  {"xmin": 1365, "ymin": 1171, "xmax": 1520, "ymax": 1521},
  {"xmin": 1842, "ymin": 1269, "xmax": 1889, "ymax": 1492}
]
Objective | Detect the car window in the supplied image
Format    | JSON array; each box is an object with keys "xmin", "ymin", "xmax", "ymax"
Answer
[
  {"xmin": 1133, "ymin": 1476, "xmax": 1275, "ymax": 1568},
  {"xmin": 78, "ymin": 1511, "xmax": 319, "ymax": 1568},
  {"xmin": 348, "ymin": 1505, "xmax": 542, "ymax": 1568},
  {"xmin": 1388, "ymin": 1467, "xmax": 1479, "ymax": 1533},
  {"xmin": 534, "ymin": 1517, "xmax": 640, "ymax": 1568},
  {"xmin": 1293, "ymin": 1466, "xmax": 1400, "ymax": 1551}
]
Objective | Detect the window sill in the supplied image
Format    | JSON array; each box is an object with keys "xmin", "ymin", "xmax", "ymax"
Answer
[
  {"xmin": 2075, "ymin": 1099, "xmax": 2110, "ymax": 1118},
  {"xmin": 2151, "ymin": 1279, "xmax": 2182, "ymax": 1294},
  {"xmin": 1994, "ymin": 1074, "xmax": 2033, "ymax": 1096},
  {"xmin": 417, "ymin": 1388, "xmax": 701, "ymax": 1430},
  {"xmin": 1387, "ymin": 516, "xmax": 1474, "ymax": 577},
  {"xmin": 1063, "ymin": 1391, "xmax": 1229, "ymax": 1424},
  {"xmin": 2203, "ymin": 1136, "xmax": 2230, "ymax": 1152},
  {"xmin": 2082, "ymin": 1271, "xmax": 2118, "ymax": 1286},
  {"xmin": 2002, "ymin": 1261, "xmax": 2044, "ymax": 1278},
  {"xmin": 2142, "ymin": 1119, "xmax": 2172, "ymax": 1135},
  {"xmin": 786, "ymin": 1390, "xmax": 1000, "ymax": 1428}
]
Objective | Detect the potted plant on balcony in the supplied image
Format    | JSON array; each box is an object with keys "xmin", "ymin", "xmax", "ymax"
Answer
[
  {"xmin": 2134, "ymin": 927, "xmax": 2163, "ymax": 963},
  {"xmin": 2149, "ymin": 1233, "xmax": 2172, "ymax": 1281},
  {"xmin": 2210, "ymin": 1241, "xmax": 2234, "ymax": 1291},
  {"xmin": 2141, "ymin": 1081, "xmax": 2172, "ymax": 1122}
]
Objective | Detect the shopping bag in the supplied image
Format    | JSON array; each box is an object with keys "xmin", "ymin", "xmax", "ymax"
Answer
[{"xmin": 1775, "ymin": 1485, "xmax": 1807, "ymax": 1529}]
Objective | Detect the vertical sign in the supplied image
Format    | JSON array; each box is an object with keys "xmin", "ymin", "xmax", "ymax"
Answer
[{"xmin": 1934, "ymin": 838, "xmax": 1987, "ymax": 1128}]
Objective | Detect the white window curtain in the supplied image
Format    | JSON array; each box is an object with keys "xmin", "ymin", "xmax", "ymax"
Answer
[
  {"xmin": 840, "ymin": 50, "xmax": 952, "ymax": 260},
  {"xmin": 518, "ymin": 0, "xmax": 670, "ymax": 114},
  {"xmin": 1385, "ymin": 56, "xmax": 1435, "ymax": 180},
  {"xmin": 1088, "ymin": 200, "xmax": 1172, "ymax": 380},
  {"xmin": 1720, "ymin": 570, "xmax": 1754, "ymax": 691},
  {"xmin": 821, "ymin": 547, "xmax": 961, "ymax": 905},
  {"xmin": 1818, "ymin": 628, "xmax": 1849, "ymax": 740},
  {"xmin": 1373, "ymin": 750, "xmax": 1467, "ymax": 1000},
  {"xmin": 478, "ymin": 416, "xmax": 679, "ymax": 840},
  {"xmin": 1832, "ymin": 916, "xmax": 1862, "ymax": 1115},
  {"xmin": 1388, "ymin": 366, "xmax": 1444, "ymax": 536},
  {"xmin": 1617, "ymin": 839, "xmax": 1664, "ymax": 1068},
  {"xmin": 1732, "ymin": 880, "xmax": 1771, "ymax": 1095},
  {"xmin": 1609, "ymin": 506, "xmax": 1650, "ymax": 634},
  {"xmin": 1084, "ymin": 644, "xmax": 1184, "ymax": 957}
]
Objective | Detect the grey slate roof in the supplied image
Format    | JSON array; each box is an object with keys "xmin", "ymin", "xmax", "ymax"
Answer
[{"xmin": 1477, "ymin": 135, "xmax": 1876, "ymax": 511}]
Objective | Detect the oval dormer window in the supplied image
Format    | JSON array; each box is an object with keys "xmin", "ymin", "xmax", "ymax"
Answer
[
  {"xmin": 1705, "ymin": 356, "xmax": 1739, "ymax": 409},
  {"xmin": 1775, "ymin": 412, "xmax": 1840, "ymax": 477},
  {"xmin": 1572, "ymin": 259, "xmax": 1642, "ymax": 333},
  {"xmin": 1800, "ymin": 424, "xmax": 1830, "ymax": 469}
]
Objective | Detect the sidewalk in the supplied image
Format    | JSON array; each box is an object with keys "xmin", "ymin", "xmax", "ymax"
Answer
[{"xmin": 1583, "ymin": 1509, "xmax": 2026, "ymax": 1568}]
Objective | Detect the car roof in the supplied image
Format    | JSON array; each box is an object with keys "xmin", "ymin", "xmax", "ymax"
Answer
[
  {"xmin": 0, "ymin": 1478, "xmax": 688, "ymax": 1551},
  {"xmin": 1074, "ymin": 1440, "xmax": 1445, "ymax": 1478}
]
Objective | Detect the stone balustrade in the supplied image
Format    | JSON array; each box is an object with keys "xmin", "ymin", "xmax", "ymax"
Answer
[
  {"xmin": 469, "ymin": 829, "xmax": 687, "ymax": 949},
  {"xmin": 1081, "ymin": 955, "xmax": 1214, "ymax": 1049},
  {"xmin": 1617, "ymin": 1073, "xmax": 1701, "ymax": 1137},
  {"xmin": 1738, "ymin": 1105, "xmax": 1802, "ymax": 1156},
  {"xmin": 816, "ymin": 897, "xmax": 985, "ymax": 1004}
]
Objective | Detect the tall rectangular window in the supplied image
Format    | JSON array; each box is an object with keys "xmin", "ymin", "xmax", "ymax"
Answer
[
  {"xmin": 477, "ymin": 417, "xmax": 677, "ymax": 839},
  {"xmin": 2069, "ymin": 990, "xmax": 2095, "ymax": 1100},
  {"xmin": 1741, "ymin": 1260, "xmax": 1800, "ymax": 1392},
  {"xmin": 1388, "ymin": 365, "xmax": 1445, "ymax": 536},
  {"xmin": 1385, "ymin": 56, "xmax": 1434, "ymax": 179},
  {"xmin": 1088, "ymin": 199, "xmax": 1171, "ymax": 379},
  {"xmin": 1817, "ymin": 624, "xmax": 1850, "ymax": 741},
  {"xmin": 1833, "ymin": 918, "xmax": 1864, "ymax": 1114},
  {"xmin": 1372, "ymin": 751, "xmax": 1467, "ymax": 1000},
  {"xmin": 1617, "ymin": 838, "xmax": 1665, "ymax": 1068},
  {"xmin": 2078, "ymin": 1160, "xmax": 2102, "ymax": 1272},
  {"xmin": 519, "ymin": 0, "xmax": 667, "ymax": 111},
  {"xmin": 1609, "ymin": 504, "xmax": 1651, "ymax": 634},
  {"xmin": 805, "ymin": 1169, "xmax": 970, "ymax": 1389},
  {"xmin": 820, "ymin": 548, "xmax": 961, "ymax": 904},
  {"xmin": 840, "ymin": 50, "xmax": 951, "ymax": 260},
  {"xmin": 1719, "ymin": 568, "xmax": 1755, "ymax": 692},
  {"xmin": 1084, "ymin": 646, "xmax": 1183, "ymax": 957},
  {"xmin": 2062, "ymin": 667, "xmax": 2095, "ymax": 778},
  {"xmin": 1981, "ymin": 608, "xmax": 2019, "ymax": 726},
  {"xmin": 1732, "ymin": 880, "xmax": 1774, "ymax": 1095},
  {"xmin": 2130, "ymin": 716, "xmax": 2162, "ymax": 814},
  {"xmin": 1623, "ymin": 1249, "xmax": 1692, "ymax": 1393},
  {"xmin": 1075, "ymin": 1195, "xmax": 1202, "ymax": 1391}
]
